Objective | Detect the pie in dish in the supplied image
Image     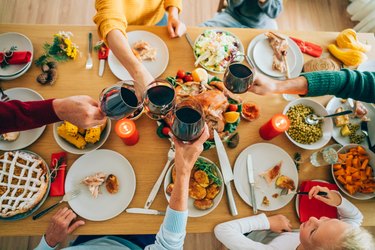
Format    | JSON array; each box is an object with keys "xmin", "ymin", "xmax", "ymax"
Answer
[{"xmin": 0, "ymin": 151, "xmax": 49, "ymax": 218}]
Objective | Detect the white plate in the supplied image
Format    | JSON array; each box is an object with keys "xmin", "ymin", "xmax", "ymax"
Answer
[
  {"xmin": 53, "ymin": 119, "xmax": 111, "ymax": 155},
  {"xmin": 0, "ymin": 88, "xmax": 46, "ymax": 151},
  {"xmin": 252, "ymin": 38, "xmax": 296, "ymax": 77},
  {"xmin": 326, "ymin": 97, "xmax": 374, "ymax": 147},
  {"xmin": 233, "ymin": 143, "xmax": 298, "ymax": 211},
  {"xmin": 0, "ymin": 62, "xmax": 32, "ymax": 81},
  {"xmin": 163, "ymin": 156, "xmax": 224, "ymax": 217},
  {"xmin": 283, "ymin": 98, "xmax": 333, "ymax": 150},
  {"xmin": 65, "ymin": 149, "xmax": 136, "ymax": 221},
  {"xmin": 108, "ymin": 30, "xmax": 169, "ymax": 81},
  {"xmin": 331, "ymin": 144, "xmax": 375, "ymax": 200},
  {"xmin": 0, "ymin": 32, "xmax": 33, "ymax": 77},
  {"xmin": 247, "ymin": 33, "xmax": 303, "ymax": 79},
  {"xmin": 358, "ymin": 60, "xmax": 375, "ymax": 71}
]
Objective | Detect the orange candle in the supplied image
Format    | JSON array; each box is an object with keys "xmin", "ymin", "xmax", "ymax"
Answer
[
  {"xmin": 115, "ymin": 118, "xmax": 139, "ymax": 146},
  {"xmin": 259, "ymin": 114, "xmax": 290, "ymax": 140}
]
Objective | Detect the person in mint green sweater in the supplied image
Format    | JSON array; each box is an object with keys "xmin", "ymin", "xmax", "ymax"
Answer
[{"xmin": 249, "ymin": 69, "xmax": 375, "ymax": 103}]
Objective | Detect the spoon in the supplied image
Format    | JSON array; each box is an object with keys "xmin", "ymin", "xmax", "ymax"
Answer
[{"xmin": 305, "ymin": 110, "xmax": 352, "ymax": 125}]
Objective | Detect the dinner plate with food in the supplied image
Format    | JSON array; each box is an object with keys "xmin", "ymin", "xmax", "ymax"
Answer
[
  {"xmin": 108, "ymin": 30, "xmax": 169, "ymax": 81},
  {"xmin": 283, "ymin": 98, "xmax": 333, "ymax": 150},
  {"xmin": 233, "ymin": 143, "xmax": 298, "ymax": 211},
  {"xmin": 65, "ymin": 149, "xmax": 136, "ymax": 221},
  {"xmin": 193, "ymin": 30, "xmax": 244, "ymax": 74},
  {"xmin": 0, "ymin": 150, "xmax": 50, "ymax": 221},
  {"xmin": 53, "ymin": 119, "xmax": 111, "ymax": 154},
  {"xmin": 332, "ymin": 144, "xmax": 375, "ymax": 200},
  {"xmin": 247, "ymin": 32, "xmax": 303, "ymax": 79},
  {"xmin": 326, "ymin": 97, "xmax": 374, "ymax": 147},
  {"xmin": 0, "ymin": 88, "xmax": 46, "ymax": 151},
  {"xmin": 164, "ymin": 156, "xmax": 224, "ymax": 217}
]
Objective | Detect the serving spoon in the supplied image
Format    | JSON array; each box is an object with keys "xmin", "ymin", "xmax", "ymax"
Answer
[{"xmin": 305, "ymin": 110, "xmax": 352, "ymax": 125}]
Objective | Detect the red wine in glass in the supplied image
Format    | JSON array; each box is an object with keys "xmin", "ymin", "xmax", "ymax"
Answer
[
  {"xmin": 223, "ymin": 63, "xmax": 254, "ymax": 94},
  {"xmin": 144, "ymin": 80, "xmax": 175, "ymax": 120}
]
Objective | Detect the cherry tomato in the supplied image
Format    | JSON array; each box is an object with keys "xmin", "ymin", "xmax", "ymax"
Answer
[
  {"xmin": 228, "ymin": 104, "xmax": 238, "ymax": 112},
  {"xmin": 161, "ymin": 126, "xmax": 171, "ymax": 136},
  {"xmin": 183, "ymin": 74, "xmax": 194, "ymax": 82},
  {"xmin": 176, "ymin": 70, "xmax": 186, "ymax": 79}
]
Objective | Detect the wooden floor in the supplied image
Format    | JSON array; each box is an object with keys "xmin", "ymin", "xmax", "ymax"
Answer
[{"xmin": 0, "ymin": 0, "xmax": 361, "ymax": 250}]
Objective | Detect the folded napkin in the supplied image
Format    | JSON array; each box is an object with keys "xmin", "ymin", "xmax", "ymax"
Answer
[
  {"xmin": 299, "ymin": 180, "xmax": 338, "ymax": 223},
  {"xmin": 290, "ymin": 37, "xmax": 323, "ymax": 58},
  {"xmin": 98, "ymin": 44, "xmax": 109, "ymax": 59},
  {"xmin": 49, "ymin": 152, "xmax": 67, "ymax": 196},
  {"xmin": 0, "ymin": 51, "xmax": 32, "ymax": 64}
]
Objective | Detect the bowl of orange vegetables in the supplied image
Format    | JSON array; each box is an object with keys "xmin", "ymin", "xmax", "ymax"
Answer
[{"xmin": 332, "ymin": 144, "xmax": 375, "ymax": 200}]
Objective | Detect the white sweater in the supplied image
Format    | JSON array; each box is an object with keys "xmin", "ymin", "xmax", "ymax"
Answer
[{"xmin": 214, "ymin": 196, "xmax": 363, "ymax": 250}]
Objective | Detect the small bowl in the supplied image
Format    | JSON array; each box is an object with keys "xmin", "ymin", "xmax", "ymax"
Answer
[
  {"xmin": 53, "ymin": 119, "xmax": 111, "ymax": 155},
  {"xmin": 331, "ymin": 144, "xmax": 375, "ymax": 200},
  {"xmin": 283, "ymin": 98, "xmax": 333, "ymax": 150}
]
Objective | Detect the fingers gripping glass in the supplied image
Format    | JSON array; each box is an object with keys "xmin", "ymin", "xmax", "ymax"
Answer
[
  {"xmin": 99, "ymin": 80, "xmax": 143, "ymax": 120},
  {"xmin": 223, "ymin": 54, "xmax": 255, "ymax": 94}
]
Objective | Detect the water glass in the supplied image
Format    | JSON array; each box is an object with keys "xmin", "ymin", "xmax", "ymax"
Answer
[{"xmin": 309, "ymin": 144, "xmax": 342, "ymax": 167}]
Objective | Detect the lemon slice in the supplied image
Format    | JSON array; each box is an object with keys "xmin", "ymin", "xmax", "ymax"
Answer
[
  {"xmin": 192, "ymin": 68, "xmax": 208, "ymax": 84},
  {"xmin": 223, "ymin": 111, "xmax": 240, "ymax": 123}
]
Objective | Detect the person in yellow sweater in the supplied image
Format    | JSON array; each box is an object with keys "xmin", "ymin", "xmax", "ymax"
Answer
[{"xmin": 94, "ymin": 0, "xmax": 186, "ymax": 96}]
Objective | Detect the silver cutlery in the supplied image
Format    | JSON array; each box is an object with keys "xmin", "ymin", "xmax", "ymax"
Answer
[
  {"xmin": 361, "ymin": 121, "xmax": 375, "ymax": 152},
  {"xmin": 247, "ymin": 154, "xmax": 257, "ymax": 214},
  {"xmin": 280, "ymin": 190, "xmax": 327, "ymax": 196},
  {"xmin": 126, "ymin": 208, "xmax": 165, "ymax": 216},
  {"xmin": 0, "ymin": 86, "xmax": 10, "ymax": 102},
  {"xmin": 185, "ymin": 33, "xmax": 194, "ymax": 50},
  {"xmin": 305, "ymin": 110, "xmax": 352, "ymax": 125},
  {"xmin": 32, "ymin": 189, "xmax": 81, "ymax": 220},
  {"xmin": 85, "ymin": 32, "xmax": 93, "ymax": 70},
  {"xmin": 213, "ymin": 129, "xmax": 238, "ymax": 216}
]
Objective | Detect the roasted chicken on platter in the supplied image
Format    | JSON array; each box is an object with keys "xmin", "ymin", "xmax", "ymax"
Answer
[{"xmin": 265, "ymin": 32, "xmax": 289, "ymax": 74}]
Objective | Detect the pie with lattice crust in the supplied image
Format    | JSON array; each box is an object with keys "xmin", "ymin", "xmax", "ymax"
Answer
[{"xmin": 0, "ymin": 151, "xmax": 49, "ymax": 218}]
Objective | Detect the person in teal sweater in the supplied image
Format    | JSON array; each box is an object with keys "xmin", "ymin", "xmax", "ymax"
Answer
[{"xmin": 249, "ymin": 69, "xmax": 375, "ymax": 103}]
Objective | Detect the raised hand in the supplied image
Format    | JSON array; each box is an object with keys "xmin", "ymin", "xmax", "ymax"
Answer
[{"xmin": 308, "ymin": 185, "xmax": 342, "ymax": 207}]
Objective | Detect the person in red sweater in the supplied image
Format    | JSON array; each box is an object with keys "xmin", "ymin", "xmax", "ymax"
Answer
[{"xmin": 0, "ymin": 95, "xmax": 106, "ymax": 134}]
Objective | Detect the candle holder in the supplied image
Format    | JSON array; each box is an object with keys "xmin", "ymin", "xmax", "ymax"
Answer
[
  {"xmin": 115, "ymin": 118, "xmax": 139, "ymax": 146},
  {"xmin": 259, "ymin": 114, "xmax": 290, "ymax": 140}
]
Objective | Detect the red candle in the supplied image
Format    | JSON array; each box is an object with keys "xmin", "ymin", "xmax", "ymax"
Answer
[
  {"xmin": 115, "ymin": 118, "xmax": 139, "ymax": 146},
  {"xmin": 259, "ymin": 114, "xmax": 290, "ymax": 140}
]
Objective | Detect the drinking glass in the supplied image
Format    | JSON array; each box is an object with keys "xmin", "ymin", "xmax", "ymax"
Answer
[
  {"xmin": 295, "ymin": 144, "xmax": 342, "ymax": 167},
  {"xmin": 223, "ymin": 61, "xmax": 254, "ymax": 94},
  {"xmin": 171, "ymin": 98, "xmax": 205, "ymax": 142},
  {"xmin": 99, "ymin": 80, "xmax": 143, "ymax": 120},
  {"xmin": 143, "ymin": 79, "xmax": 176, "ymax": 120}
]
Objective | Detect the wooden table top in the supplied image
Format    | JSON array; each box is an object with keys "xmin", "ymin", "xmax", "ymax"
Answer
[{"xmin": 0, "ymin": 24, "xmax": 374, "ymax": 236}]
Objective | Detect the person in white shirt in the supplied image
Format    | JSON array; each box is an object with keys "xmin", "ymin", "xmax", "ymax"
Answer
[{"xmin": 214, "ymin": 185, "xmax": 374, "ymax": 250}]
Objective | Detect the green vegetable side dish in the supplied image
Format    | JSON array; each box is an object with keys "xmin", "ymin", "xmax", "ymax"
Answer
[
  {"xmin": 194, "ymin": 158, "xmax": 222, "ymax": 186},
  {"xmin": 286, "ymin": 104, "xmax": 323, "ymax": 144}
]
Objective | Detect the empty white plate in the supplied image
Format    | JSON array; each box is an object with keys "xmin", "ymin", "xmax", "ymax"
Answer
[{"xmin": 108, "ymin": 30, "xmax": 169, "ymax": 81}]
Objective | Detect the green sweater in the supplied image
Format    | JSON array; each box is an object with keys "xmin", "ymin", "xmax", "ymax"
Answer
[{"xmin": 303, "ymin": 69, "xmax": 375, "ymax": 103}]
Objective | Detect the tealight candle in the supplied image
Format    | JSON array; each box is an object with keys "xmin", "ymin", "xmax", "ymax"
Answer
[
  {"xmin": 115, "ymin": 118, "xmax": 139, "ymax": 146},
  {"xmin": 259, "ymin": 114, "xmax": 290, "ymax": 140}
]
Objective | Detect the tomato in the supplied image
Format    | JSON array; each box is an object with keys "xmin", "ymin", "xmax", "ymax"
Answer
[
  {"xmin": 228, "ymin": 104, "xmax": 238, "ymax": 112},
  {"xmin": 176, "ymin": 69, "xmax": 186, "ymax": 79},
  {"xmin": 183, "ymin": 74, "xmax": 194, "ymax": 82},
  {"xmin": 241, "ymin": 102, "xmax": 260, "ymax": 121},
  {"xmin": 161, "ymin": 126, "xmax": 171, "ymax": 136}
]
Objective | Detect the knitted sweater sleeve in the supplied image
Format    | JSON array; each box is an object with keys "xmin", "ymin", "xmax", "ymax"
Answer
[{"xmin": 303, "ymin": 69, "xmax": 375, "ymax": 103}]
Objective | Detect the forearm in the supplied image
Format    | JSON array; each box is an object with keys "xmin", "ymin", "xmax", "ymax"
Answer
[
  {"xmin": 34, "ymin": 235, "xmax": 56, "ymax": 250},
  {"xmin": 337, "ymin": 195, "xmax": 363, "ymax": 227},
  {"xmin": 273, "ymin": 76, "xmax": 308, "ymax": 95},
  {"xmin": 169, "ymin": 169, "xmax": 190, "ymax": 211}
]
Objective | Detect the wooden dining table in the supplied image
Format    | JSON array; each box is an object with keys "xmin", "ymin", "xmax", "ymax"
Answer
[{"xmin": 1, "ymin": 24, "xmax": 374, "ymax": 236}]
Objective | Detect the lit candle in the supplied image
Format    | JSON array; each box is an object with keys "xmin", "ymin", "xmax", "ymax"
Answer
[
  {"xmin": 115, "ymin": 118, "xmax": 139, "ymax": 146},
  {"xmin": 259, "ymin": 114, "xmax": 290, "ymax": 140}
]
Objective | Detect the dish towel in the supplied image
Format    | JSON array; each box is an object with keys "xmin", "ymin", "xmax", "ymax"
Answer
[
  {"xmin": 299, "ymin": 180, "xmax": 338, "ymax": 223},
  {"xmin": 0, "ymin": 51, "xmax": 32, "ymax": 64},
  {"xmin": 290, "ymin": 37, "xmax": 323, "ymax": 58},
  {"xmin": 49, "ymin": 152, "xmax": 67, "ymax": 196}
]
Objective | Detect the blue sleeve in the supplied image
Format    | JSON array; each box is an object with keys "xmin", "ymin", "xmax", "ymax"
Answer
[
  {"xmin": 258, "ymin": 0, "xmax": 283, "ymax": 18},
  {"xmin": 145, "ymin": 206, "xmax": 188, "ymax": 250},
  {"xmin": 34, "ymin": 235, "xmax": 57, "ymax": 250}
]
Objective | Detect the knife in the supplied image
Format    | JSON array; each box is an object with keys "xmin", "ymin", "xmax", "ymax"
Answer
[
  {"xmin": 98, "ymin": 44, "xmax": 109, "ymax": 77},
  {"xmin": 361, "ymin": 121, "xmax": 375, "ymax": 152},
  {"xmin": 185, "ymin": 33, "xmax": 194, "ymax": 50},
  {"xmin": 213, "ymin": 130, "xmax": 238, "ymax": 216},
  {"xmin": 247, "ymin": 154, "xmax": 257, "ymax": 214},
  {"xmin": 126, "ymin": 208, "xmax": 165, "ymax": 216}
]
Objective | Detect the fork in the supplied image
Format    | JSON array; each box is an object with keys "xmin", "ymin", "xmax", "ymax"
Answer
[
  {"xmin": 0, "ymin": 86, "xmax": 10, "ymax": 102},
  {"xmin": 144, "ymin": 141, "xmax": 175, "ymax": 209},
  {"xmin": 32, "ymin": 189, "xmax": 81, "ymax": 220},
  {"xmin": 85, "ymin": 32, "xmax": 93, "ymax": 70}
]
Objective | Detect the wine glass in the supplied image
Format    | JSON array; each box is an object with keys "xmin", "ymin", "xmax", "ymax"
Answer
[
  {"xmin": 99, "ymin": 80, "xmax": 143, "ymax": 120},
  {"xmin": 171, "ymin": 98, "xmax": 205, "ymax": 142},
  {"xmin": 223, "ymin": 60, "xmax": 254, "ymax": 94},
  {"xmin": 143, "ymin": 79, "xmax": 176, "ymax": 120}
]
